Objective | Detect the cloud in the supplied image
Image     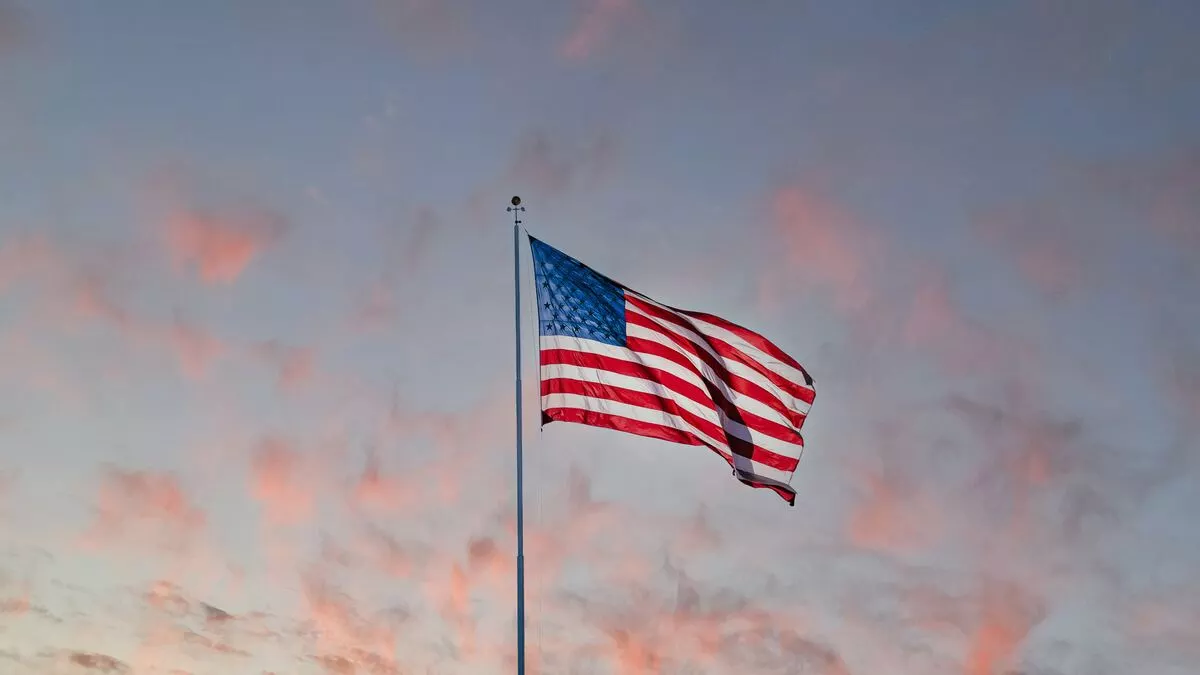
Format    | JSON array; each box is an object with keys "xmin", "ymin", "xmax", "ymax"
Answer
[
  {"xmin": 67, "ymin": 651, "xmax": 131, "ymax": 673},
  {"xmin": 70, "ymin": 272, "xmax": 228, "ymax": 379},
  {"xmin": 166, "ymin": 316, "xmax": 226, "ymax": 379},
  {"xmin": 248, "ymin": 435, "xmax": 316, "ymax": 526},
  {"xmin": 145, "ymin": 580, "xmax": 192, "ymax": 616},
  {"xmin": 964, "ymin": 582, "xmax": 1045, "ymax": 675},
  {"xmin": 83, "ymin": 468, "xmax": 206, "ymax": 554},
  {"xmin": 557, "ymin": 567, "xmax": 846, "ymax": 674},
  {"xmin": 164, "ymin": 205, "xmax": 287, "ymax": 285},
  {"xmin": 845, "ymin": 457, "xmax": 942, "ymax": 555},
  {"xmin": 202, "ymin": 602, "xmax": 233, "ymax": 625},
  {"xmin": 766, "ymin": 185, "xmax": 882, "ymax": 314},
  {"xmin": 560, "ymin": 0, "xmax": 638, "ymax": 61},
  {"xmin": 901, "ymin": 266, "xmax": 1032, "ymax": 375},
  {"xmin": 301, "ymin": 574, "xmax": 405, "ymax": 673}
]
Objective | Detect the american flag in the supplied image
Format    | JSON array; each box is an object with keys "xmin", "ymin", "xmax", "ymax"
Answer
[{"xmin": 530, "ymin": 236, "xmax": 816, "ymax": 505}]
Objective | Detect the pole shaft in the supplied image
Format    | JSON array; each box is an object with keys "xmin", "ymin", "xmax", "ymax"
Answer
[{"xmin": 513, "ymin": 216, "xmax": 526, "ymax": 675}]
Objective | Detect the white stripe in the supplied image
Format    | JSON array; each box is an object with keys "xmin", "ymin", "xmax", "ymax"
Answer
[
  {"xmin": 542, "ymin": 363, "xmax": 805, "ymax": 460},
  {"xmin": 541, "ymin": 335, "xmax": 804, "ymax": 441},
  {"xmin": 541, "ymin": 393, "xmax": 794, "ymax": 484}
]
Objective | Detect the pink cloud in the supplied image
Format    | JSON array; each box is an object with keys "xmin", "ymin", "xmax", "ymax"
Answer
[
  {"xmin": 83, "ymin": 468, "xmax": 206, "ymax": 553},
  {"xmin": 248, "ymin": 436, "xmax": 314, "ymax": 525},
  {"xmin": 302, "ymin": 574, "xmax": 403, "ymax": 672},
  {"xmin": 901, "ymin": 266, "xmax": 1031, "ymax": 376},
  {"xmin": 349, "ymin": 451, "xmax": 416, "ymax": 514},
  {"xmin": 845, "ymin": 460, "xmax": 942, "ymax": 554},
  {"xmin": 767, "ymin": 186, "xmax": 882, "ymax": 314},
  {"xmin": 964, "ymin": 583, "xmax": 1043, "ymax": 675},
  {"xmin": 70, "ymin": 273, "xmax": 227, "ymax": 380},
  {"xmin": 560, "ymin": 0, "xmax": 637, "ymax": 60},
  {"xmin": 167, "ymin": 317, "xmax": 225, "ymax": 379},
  {"xmin": 145, "ymin": 580, "xmax": 191, "ymax": 616},
  {"xmin": 164, "ymin": 206, "xmax": 287, "ymax": 285}
]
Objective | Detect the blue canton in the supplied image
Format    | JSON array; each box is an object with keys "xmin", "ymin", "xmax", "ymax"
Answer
[{"xmin": 529, "ymin": 237, "xmax": 627, "ymax": 347}]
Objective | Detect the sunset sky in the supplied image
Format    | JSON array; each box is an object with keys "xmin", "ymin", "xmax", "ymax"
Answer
[{"xmin": 1, "ymin": 1, "xmax": 1198, "ymax": 673}]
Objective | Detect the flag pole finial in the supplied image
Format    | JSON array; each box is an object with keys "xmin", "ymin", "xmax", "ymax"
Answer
[
  {"xmin": 508, "ymin": 196, "xmax": 525, "ymax": 226},
  {"xmin": 508, "ymin": 196, "xmax": 527, "ymax": 675}
]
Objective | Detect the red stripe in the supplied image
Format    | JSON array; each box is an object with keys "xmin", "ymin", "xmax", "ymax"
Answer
[
  {"xmin": 542, "ymin": 377, "xmax": 799, "ymax": 472},
  {"xmin": 627, "ymin": 295, "xmax": 816, "ymax": 406},
  {"xmin": 625, "ymin": 315, "xmax": 810, "ymax": 430},
  {"xmin": 543, "ymin": 347, "xmax": 807, "ymax": 450},
  {"xmin": 542, "ymin": 407, "xmax": 795, "ymax": 505},
  {"xmin": 678, "ymin": 308, "xmax": 813, "ymax": 384}
]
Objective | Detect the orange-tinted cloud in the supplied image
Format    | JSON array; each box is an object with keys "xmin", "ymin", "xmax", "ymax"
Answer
[
  {"xmin": 964, "ymin": 582, "xmax": 1044, "ymax": 675},
  {"xmin": 560, "ymin": 0, "xmax": 637, "ymax": 60},
  {"xmin": 164, "ymin": 206, "xmax": 287, "ymax": 285}
]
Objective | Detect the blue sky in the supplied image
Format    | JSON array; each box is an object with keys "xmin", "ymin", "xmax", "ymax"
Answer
[{"xmin": 1, "ymin": 1, "xmax": 1198, "ymax": 673}]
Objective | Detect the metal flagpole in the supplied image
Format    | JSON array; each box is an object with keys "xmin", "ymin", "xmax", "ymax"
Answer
[{"xmin": 506, "ymin": 195, "xmax": 527, "ymax": 675}]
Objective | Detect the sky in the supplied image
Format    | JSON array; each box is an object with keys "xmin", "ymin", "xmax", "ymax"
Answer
[{"xmin": 0, "ymin": 0, "xmax": 1198, "ymax": 673}]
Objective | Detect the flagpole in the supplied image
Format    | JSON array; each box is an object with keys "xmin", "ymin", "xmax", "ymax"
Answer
[{"xmin": 507, "ymin": 195, "xmax": 527, "ymax": 675}]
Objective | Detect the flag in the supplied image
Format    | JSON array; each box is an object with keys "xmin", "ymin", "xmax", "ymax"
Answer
[{"xmin": 529, "ymin": 236, "xmax": 815, "ymax": 505}]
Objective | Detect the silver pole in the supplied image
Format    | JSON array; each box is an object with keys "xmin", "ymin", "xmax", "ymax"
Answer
[{"xmin": 506, "ymin": 196, "xmax": 526, "ymax": 675}]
